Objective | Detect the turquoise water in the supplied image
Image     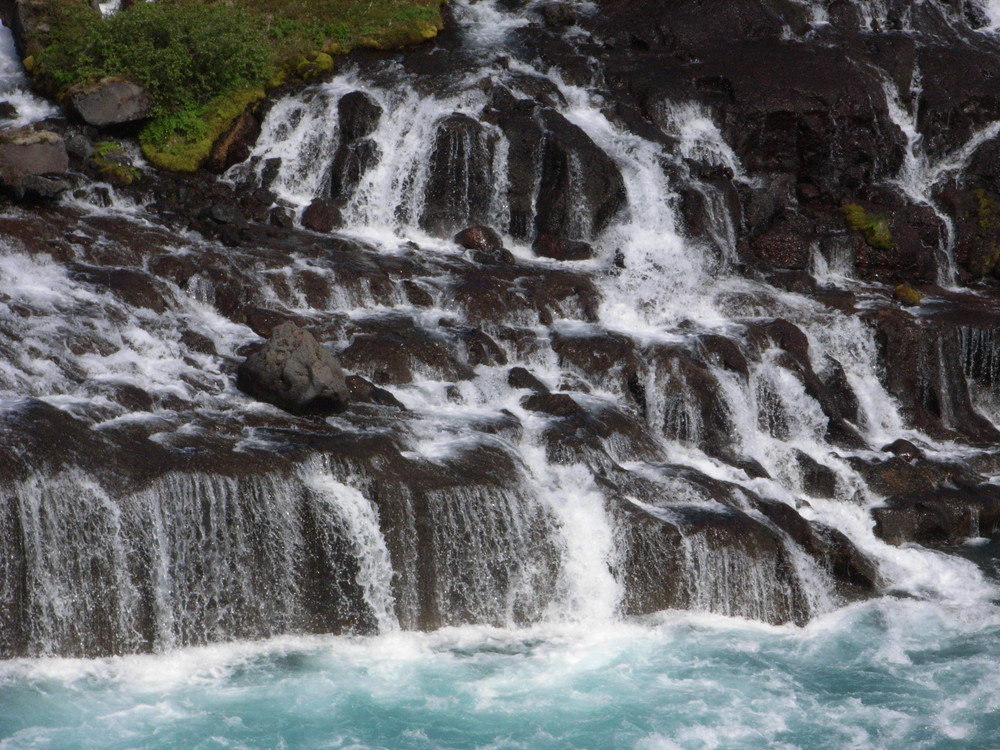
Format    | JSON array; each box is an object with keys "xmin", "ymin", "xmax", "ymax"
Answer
[{"xmin": 2, "ymin": 598, "xmax": 998, "ymax": 750}]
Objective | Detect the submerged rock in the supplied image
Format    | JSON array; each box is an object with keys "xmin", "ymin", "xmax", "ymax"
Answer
[{"xmin": 237, "ymin": 322, "xmax": 349, "ymax": 414}]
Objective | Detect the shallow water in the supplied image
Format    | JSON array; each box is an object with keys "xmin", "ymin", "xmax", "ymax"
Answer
[{"xmin": 2, "ymin": 594, "xmax": 999, "ymax": 750}]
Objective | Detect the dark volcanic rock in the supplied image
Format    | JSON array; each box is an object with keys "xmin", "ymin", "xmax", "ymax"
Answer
[
  {"xmin": 454, "ymin": 225, "xmax": 503, "ymax": 253},
  {"xmin": 0, "ymin": 127, "xmax": 69, "ymax": 198},
  {"xmin": 873, "ymin": 484, "xmax": 1000, "ymax": 547},
  {"xmin": 485, "ymin": 96, "xmax": 626, "ymax": 241},
  {"xmin": 533, "ymin": 233, "xmax": 596, "ymax": 261},
  {"xmin": 338, "ymin": 318, "xmax": 474, "ymax": 385},
  {"xmin": 330, "ymin": 138, "xmax": 380, "ymax": 203},
  {"xmin": 327, "ymin": 91, "xmax": 384, "ymax": 203},
  {"xmin": 301, "ymin": 199, "xmax": 342, "ymax": 233},
  {"xmin": 338, "ymin": 91, "xmax": 383, "ymax": 142},
  {"xmin": 237, "ymin": 322, "xmax": 349, "ymax": 414},
  {"xmin": 420, "ymin": 113, "xmax": 496, "ymax": 236},
  {"xmin": 534, "ymin": 109, "xmax": 626, "ymax": 240},
  {"xmin": 617, "ymin": 501, "xmax": 812, "ymax": 625},
  {"xmin": 508, "ymin": 366, "xmax": 549, "ymax": 393}
]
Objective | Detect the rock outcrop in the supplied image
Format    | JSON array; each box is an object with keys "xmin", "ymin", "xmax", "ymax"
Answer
[
  {"xmin": 0, "ymin": 126, "xmax": 69, "ymax": 198},
  {"xmin": 67, "ymin": 77, "xmax": 152, "ymax": 128},
  {"xmin": 237, "ymin": 322, "xmax": 349, "ymax": 414}
]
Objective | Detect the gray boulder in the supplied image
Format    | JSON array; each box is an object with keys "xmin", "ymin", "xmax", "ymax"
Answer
[
  {"xmin": 0, "ymin": 127, "xmax": 70, "ymax": 198},
  {"xmin": 0, "ymin": 127, "xmax": 68, "ymax": 173},
  {"xmin": 68, "ymin": 78, "xmax": 152, "ymax": 128},
  {"xmin": 236, "ymin": 322, "xmax": 349, "ymax": 414}
]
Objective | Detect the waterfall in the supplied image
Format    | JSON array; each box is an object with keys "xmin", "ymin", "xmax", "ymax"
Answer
[{"xmin": 4, "ymin": 0, "xmax": 1000, "ymax": 661}]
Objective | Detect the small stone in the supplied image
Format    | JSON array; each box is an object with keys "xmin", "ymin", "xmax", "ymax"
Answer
[
  {"xmin": 269, "ymin": 206, "xmax": 294, "ymax": 229},
  {"xmin": 65, "ymin": 133, "xmax": 94, "ymax": 161}
]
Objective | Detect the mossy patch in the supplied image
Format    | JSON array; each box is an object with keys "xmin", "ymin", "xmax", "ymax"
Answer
[
  {"xmin": 968, "ymin": 188, "xmax": 1000, "ymax": 276},
  {"xmin": 24, "ymin": 0, "xmax": 446, "ymax": 171},
  {"xmin": 140, "ymin": 88, "xmax": 265, "ymax": 172},
  {"xmin": 92, "ymin": 141, "xmax": 141, "ymax": 185},
  {"xmin": 893, "ymin": 282, "xmax": 922, "ymax": 307},
  {"xmin": 843, "ymin": 203, "xmax": 895, "ymax": 251}
]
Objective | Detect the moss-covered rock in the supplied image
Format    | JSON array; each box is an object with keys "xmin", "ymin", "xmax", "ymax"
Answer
[
  {"xmin": 843, "ymin": 203, "xmax": 895, "ymax": 251},
  {"xmin": 140, "ymin": 88, "xmax": 264, "ymax": 172},
  {"xmin": 893, "ymin": 282, "xmax": 922, "ymax": 307},
  {"xmin": 91, "ymin": 140, "xmax": 141, "ymax": 185}
]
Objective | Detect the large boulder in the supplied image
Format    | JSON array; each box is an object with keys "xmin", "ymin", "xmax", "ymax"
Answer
[
  {"xmin": 236, "ymin": 322, "xmax": 349, "ymax": 414},
  {"xmin": 329, "ymin": 91, "xmax": 383, "ymax": 202},
  {"xmin": 0, "ymin": 126, "xmax": 70, "ymax": 198},
  {"xmin": 485, "ymin": 93, "xmax": 626, "ymax": 242},
  {"xmin": 0, "ymin": 126, "xmax": 68, "ymax": 174},
  {"xmin": 68, "ymin": 77, "xmax": 152, "ymax": 128},
  {"xmin": 420, "ymin": 113, "xmax": 496, "ymax": 235}
]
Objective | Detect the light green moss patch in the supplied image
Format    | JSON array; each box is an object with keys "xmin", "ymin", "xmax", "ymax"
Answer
[
  {"xmin": 140, "ymin": 88, "xmax": 265, "ymax": 172},
  {"xmin": 843, "ymin": 203, "xmax": 895, "ymax": 251}
]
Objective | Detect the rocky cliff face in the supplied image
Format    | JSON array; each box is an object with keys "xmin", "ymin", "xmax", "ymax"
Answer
[{"xmin": 3, "ymin": 0, "xmax": 1000, "ymax": 658}]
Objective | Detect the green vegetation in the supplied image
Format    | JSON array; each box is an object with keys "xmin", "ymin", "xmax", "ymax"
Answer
[
  {"xmin": 893, "ymin": 282, "xmax": 922, "ymax": 307},
  {"xmin": 140, "ymin": 87, "xmax": 264, "ymax": 171},
  {"xmin": 27, "ymin": 0, "xmax": 445, "ymax": 171},
  {"xmin": 842, "ymin": 203, "xmax": 895, "ymax": 251},
  {"xmin": 92, "ymin": 140, "xmax": 141, "ymax": 185},
  {"xmin": 969, "ymin": 188, "xmax": 1000, "ymax": 276}
]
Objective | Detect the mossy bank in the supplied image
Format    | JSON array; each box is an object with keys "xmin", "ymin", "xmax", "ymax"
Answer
[{"xmin": 4, "ymin": 0, "xmax": 446, "ymax": 171}]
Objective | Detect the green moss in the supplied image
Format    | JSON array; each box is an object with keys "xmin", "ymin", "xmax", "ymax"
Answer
[
  {"xmin": 92, "ymin": 141, "xmax": 141, "ymax": 185},
  {"xmin": 24, "ymin": 0, "xmax": 445, "ymax": 172},
  {"xmin": 893, "ymin": 282, "xmax": 922, "ymax": 307},
  {"xmin": 140, "ymin": 88, "xmax": 264, "ymax": 172},
  {"xmin": 843, "ymin": 203, "xmax": 895, "ymax": 251},
  {"xmin": 296, "ymin": 51, "xmax": 335, "ymax": 81},
  {"xmin": 963, "ymin": 189, "xmax": 1000, "ymax": 276}
]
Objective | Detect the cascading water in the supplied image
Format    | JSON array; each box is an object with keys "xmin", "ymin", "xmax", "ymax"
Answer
[{"xmin": 3, "ymin": 0, "xmax": 1000, "ymax": 746}]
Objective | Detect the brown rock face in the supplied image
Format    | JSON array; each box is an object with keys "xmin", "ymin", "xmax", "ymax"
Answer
[
  {"xmin": 206, "ymin": 108, "xmax": 261, "ymax": 173},
  {"xmin": 0, "ymin": 127, "xmax": 70, "ymax": 198},
  {"xmin": 0, "ymin": 127, "xmax": 68, "ymax": 175},
  {"xmin": 236, "ymin": 322, "xmax": 349, "ymax": 414},
  {"xmin": 301, "ymin": 199, "xmax": 342, "ymax": 233}
]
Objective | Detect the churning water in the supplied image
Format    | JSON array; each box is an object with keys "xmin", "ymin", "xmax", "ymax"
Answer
[{"xmin": 2, "ymin": 595, "xmax": 999, "ymax": 749}]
